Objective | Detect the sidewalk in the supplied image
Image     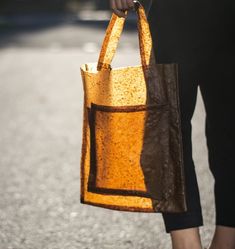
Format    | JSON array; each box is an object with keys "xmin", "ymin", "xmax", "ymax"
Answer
[{"xmin": 0, "ymin": 12, "xmax": 139, "ymax": 50}]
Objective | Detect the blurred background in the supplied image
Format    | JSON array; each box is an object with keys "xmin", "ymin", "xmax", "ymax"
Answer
[{"xmin": 0, "ymin": 1, "xmax": 214, "ymax": 249}]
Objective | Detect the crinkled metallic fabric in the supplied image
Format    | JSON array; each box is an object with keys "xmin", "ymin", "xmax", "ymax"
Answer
[{"xmin": 80, "ymin": 3, "xmax": 187, "ymax": 213}]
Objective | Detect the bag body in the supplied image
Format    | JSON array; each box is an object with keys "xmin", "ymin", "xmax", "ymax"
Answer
[{"xmin": 80, "ymin": 2, "xmax": 187, "ymax": 213}]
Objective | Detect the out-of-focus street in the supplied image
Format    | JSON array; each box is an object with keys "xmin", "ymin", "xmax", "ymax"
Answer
[{"xmin": 0, "ymin": 8, "xmax": 215, "ymax": 249}]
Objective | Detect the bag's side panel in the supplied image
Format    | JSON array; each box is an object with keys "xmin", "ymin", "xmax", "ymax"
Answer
[
  {"xmin": 157, "ymin": 64, "xmax": 187, "ymax": 212},
  {"xmin": 80, "ymin": 69, "xmax": 87, "ymax": 203},
  {"xmin": 137, "ymin": 63, "xmax": 187, "ymax": 212}
]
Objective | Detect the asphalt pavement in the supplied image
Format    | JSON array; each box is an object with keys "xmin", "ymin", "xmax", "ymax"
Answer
[{"xmin": 0, "ymin": 14, "xmax": 215, "ymax": 249}]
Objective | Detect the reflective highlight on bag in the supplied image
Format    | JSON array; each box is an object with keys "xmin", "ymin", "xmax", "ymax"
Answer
[{"xmin": 80, "ymin": 2, "xmax": 187, "ymax": 213}]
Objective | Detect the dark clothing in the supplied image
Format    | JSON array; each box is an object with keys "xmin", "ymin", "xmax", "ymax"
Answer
[
  {"xmin": 148, "ymin": 0, "xmax": 234, "ymax": 64},
  {"xmin": 147, "ymin": 1, "xmax": 235, "ymax": 233}
]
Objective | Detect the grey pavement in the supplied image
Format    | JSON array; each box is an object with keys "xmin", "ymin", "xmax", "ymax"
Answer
[
  {"xmin": 0, "ymin": 17, "xmax": 215, "ymax": 249},
  {"xmin": 0, "ymin": 13, "xmax": 139, "ymax": 50}
]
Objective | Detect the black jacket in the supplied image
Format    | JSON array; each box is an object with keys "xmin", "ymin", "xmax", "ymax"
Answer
[{"xmin": 147, "ymin": 0, "xmax": 234, "ymax": 64}]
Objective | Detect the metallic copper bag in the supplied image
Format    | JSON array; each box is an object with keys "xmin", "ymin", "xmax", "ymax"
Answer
[{"xmin": 80, "ymin": 2, "xmax": 187, "ymax": 213}]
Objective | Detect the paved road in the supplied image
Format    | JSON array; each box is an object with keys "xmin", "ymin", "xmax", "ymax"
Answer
[
  {"xmin": 0, "ymin": 16, "xmax": 215, "ymax": 249},
  {"xmin": 0, "ymin": 13, "xmax": 139, "ymax": 50}
]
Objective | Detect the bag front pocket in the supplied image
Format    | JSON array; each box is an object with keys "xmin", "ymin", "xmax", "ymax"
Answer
[{"xmin": 87, "ymin": 102, "xmax": 171, "ymax": 201}]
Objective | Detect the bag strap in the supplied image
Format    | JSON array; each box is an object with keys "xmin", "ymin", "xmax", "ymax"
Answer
[{"xmin": 97, "ymin": 0, "xmax": 156, "ymax": 71}]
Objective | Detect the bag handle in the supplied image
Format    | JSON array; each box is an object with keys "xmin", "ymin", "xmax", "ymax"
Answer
[{"xmin": 97, "ymin": 0, "xmax": 156, "ymax": 71}]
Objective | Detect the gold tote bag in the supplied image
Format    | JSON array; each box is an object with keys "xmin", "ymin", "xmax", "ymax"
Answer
[{"xmin": 80, "ymin": 2, "xmax": 187, "ymax": 213}]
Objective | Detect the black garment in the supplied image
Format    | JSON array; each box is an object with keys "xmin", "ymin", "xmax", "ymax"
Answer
[
  {"xmin": 147, "ymin": 1, "xmax": 235, "ymax": 233},
  {"xmin": 148, "ymin": 0, "xmax": 234, "ymax": 64}
]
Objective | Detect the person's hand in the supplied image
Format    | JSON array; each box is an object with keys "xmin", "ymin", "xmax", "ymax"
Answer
[{"xmin": 109, "ymin": 0, "xmax": 135, "ymax": 18}]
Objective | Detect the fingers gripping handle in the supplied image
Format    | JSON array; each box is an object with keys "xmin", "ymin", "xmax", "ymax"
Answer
[{"xmin": 97, "ymin": 1, "xmax": 156, "ymax": 71}]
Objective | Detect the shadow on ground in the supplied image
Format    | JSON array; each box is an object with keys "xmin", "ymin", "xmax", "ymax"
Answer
[{"xmin": 0, "ymin": 12, "xmax": 138, "ymax": 49}]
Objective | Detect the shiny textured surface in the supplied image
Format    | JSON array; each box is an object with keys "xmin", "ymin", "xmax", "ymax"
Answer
[{"xmin": 80, "ymin": 3, "xmax": 187, "ymax": 213}]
